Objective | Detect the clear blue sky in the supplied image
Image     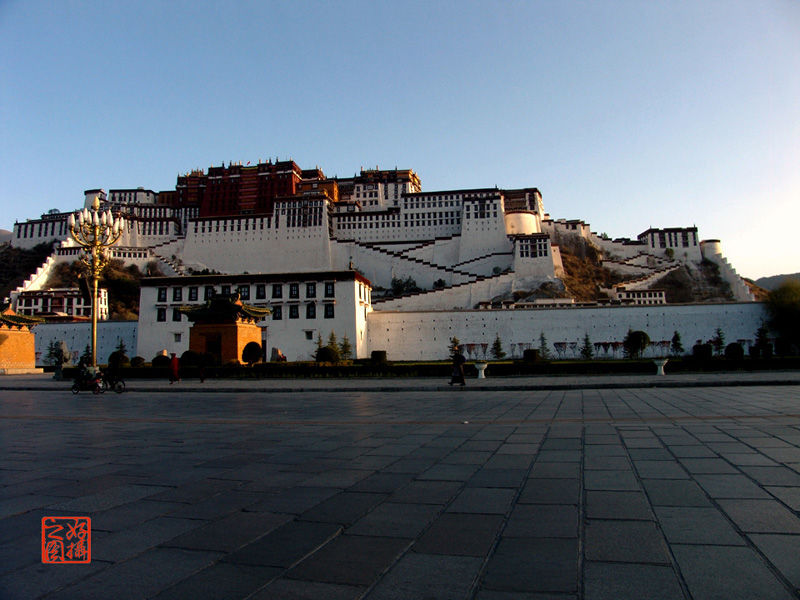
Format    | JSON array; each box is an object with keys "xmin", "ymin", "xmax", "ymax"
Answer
[{"xmin": 1, "ymin": 0, "xmax": 798, "ymax": 280}]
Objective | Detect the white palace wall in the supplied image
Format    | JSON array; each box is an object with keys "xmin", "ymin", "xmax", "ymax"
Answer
[
  {"xmin": 367, "ymin": 302, "xmax": 767, "ymax": 361},
  {"xmin": 34, "ymin": 321, "xmax": 138, "ymax": 366}
]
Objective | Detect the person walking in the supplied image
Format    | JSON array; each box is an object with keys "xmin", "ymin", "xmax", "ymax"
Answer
[
  {"xmin": 169, "ymin": 353, "xmax": 180, "ymax": 384},
  {"xmin": 448, "ymin": 345, "xmax": 466, "ymax": 387}
]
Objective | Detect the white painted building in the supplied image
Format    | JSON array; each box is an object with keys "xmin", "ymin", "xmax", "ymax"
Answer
[{"xmin": 136, "ymin": 271, "xmax": 372, "ymax": 362}]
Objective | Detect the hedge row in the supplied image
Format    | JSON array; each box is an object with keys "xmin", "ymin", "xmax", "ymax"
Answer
[{"xmin": 61, "ymin": 356, "xmax": 800, "ymax": 379}]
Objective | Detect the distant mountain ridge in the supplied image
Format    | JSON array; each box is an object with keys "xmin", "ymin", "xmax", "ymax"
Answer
[{"xmin": 755, "ymin": 273, "xmax": 800, "ymax": 291}]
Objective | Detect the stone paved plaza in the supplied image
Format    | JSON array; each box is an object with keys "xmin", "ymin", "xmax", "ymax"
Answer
[{"xmin": 1, "ymin": 377, "xmax": 800, "ymax": 599}]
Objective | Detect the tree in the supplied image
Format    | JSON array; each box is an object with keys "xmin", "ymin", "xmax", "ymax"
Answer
[
  {"xmin": 623, "ymin": 330, "xmax": 650, "ymax": 359},
  {"xmin": 448, "ymin": 336, "xmax": 461, "ymax": 359},
  {"xmin": 328, "ymin": 330, "xmax": 338, "ymax": 351},
  {"xmin": 670, "ymin": 331, "xmax": 684, "ymax": 356},
  {"xmin": 316, "ymin": 332, "xmax": 324, "ymax": 352},
  {"xmin": 242, "ymin": 341, "xmax": 262, "ymax": 366},
  {"xmin": 44, "ymin": 340, "xmax": 60, "ymax": 366},
  {"xmin": 538, "ymin": 332, "xmax": 551, "ymax": 360},
  {"xmin": 580, "ymin": 333, "xmax": 594, "ymax": 360},
  {"xmin": 710, "ymin": 327, "xmax": 726, "ymax": 356},
  {"xmin": 116, "ymin": 338, "xmax": 128, "ymax": 355},
  {"xmin": 764, "ymin": 280, "xmax": 800, "ymax": 354},
  {"xmin": 339, "ymin": 334, "xmax": 353, "ymax": 360},
  {"xmin": 80, "ymin": 344, "xmax": 92, "ymax": 364},
  {"xmin": 490, "ymin": 334, "xmax": 506, "ymax": 360},
  {"xmin": 316, "ymin": 345, "xmax": 340, "ymax": 363}
]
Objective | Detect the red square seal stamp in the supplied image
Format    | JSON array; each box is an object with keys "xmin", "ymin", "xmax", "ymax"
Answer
[{"xmin": 42, "ymin": 517, "xmax": 91, "ymax": 564}]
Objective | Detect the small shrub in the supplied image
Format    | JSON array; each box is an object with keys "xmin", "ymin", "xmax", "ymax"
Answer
[
  {"xmin": 522, "ymin": 349, "xmax": 540, "ymax": 362},
  {"xmin": 201, "ymin": 352, "xmax": 217, "ymax": 366},
  {"xmin": 130, "ymin": 356, "xmax": 146, "ymax": 368},
  {"xmin": 107, "ymin": 350, "xmax": 130, "ymax": 368},
  {"xmin": 315, "ymin": 345, "xmax": 339, "ymax": 364},
  {"xmin": 180, "ymin": 350, "xmax": 200, "ymax": 367},
  {"xmin": 724, "ymin": 343, "xmax": 745, "ymax": 360},
  {"xmin": 371, "ymin": 350, "xmax": 388, "ymax": 364},
  {"xmin": 242, "ymin": 341, "xmax": 263, "ymax": 365},
  {"xmin": 152, "ymin": 354, "xmax": 170, "ymax": 368},
  {"xmin": 692, "ymin": 343, "xmax": 713, "ymax": 360},
  {"xmin": 623, "ymin": 330, "xmax": 650, "ymax": 359}
]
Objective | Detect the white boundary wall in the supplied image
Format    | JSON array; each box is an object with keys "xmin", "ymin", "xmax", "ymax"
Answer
[
  {"xmin": 34, "ymin": 321, "xmax": 138, "ymax": 366},
  {"xmin": 367, "ymin": 302, "xmax": 767, "ymax": 361}
]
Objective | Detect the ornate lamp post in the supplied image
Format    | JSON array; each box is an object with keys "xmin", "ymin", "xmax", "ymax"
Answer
[{"xmin": 67, "ymin": 197, "xmax": 125, "ymax": 366}]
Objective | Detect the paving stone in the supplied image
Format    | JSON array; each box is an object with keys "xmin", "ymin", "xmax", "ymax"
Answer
[
  {"xmin": 447, "ymin": 487, "xmax": 516, "ymax": 514},
  {"xmin": 0, "ymin": 557, "xmax": 111, "ymax": 600},
  {"xmin": 626, "ymin": 448, "xmax": 675, "ymax": 461},
  {"xmin": 149, "ymin": 478, "xmax": 244, "ymax": 503},
  {"xmin": 529, "ymin": 462, "xmax": 580, "ymax": 479},
  {"xmin": 482, "ymin": 454, "xmax": 535, "ymax": 470},
  {"xmin": 481, "ymin": 537, "xmax": 577, "ymax": 594},
  {"xmin": 46, "ymin": 483, "xmax": 170, "ymax": 513},
  {"xmin": 223, "ymin": 520, "xmax": 342, "ymax": 567},
  {"xmin": 749, "ymin": 534, "xmax": 800, "ymax": 590},
  {"xmin": 364, "ymin": 552, "xmax": 482, "ymax": 600},
  {"xmin": 286, "ymin": 534, "xmax": 408, "ymax": 586},
  {"xmin": 298, "ymin": 491, "xmax": 387, "ymax": 526},
  {"xmin": 346, "ymin": 502, "xmax": 441, "ymax": 538},
  {"xmin": 739, "ymin": 466, "xmax": 800, "ymax": 486},
  {"xmin": 151, "ymin": 563, "xmax": 282, "ymax": 599},
  {"xmin": 679, "ymin": 458, "xmax": 739, "ymax": 474},
  {"xmin": 583, "ymin": 444, "xmax": 626, "ymax": 456},
  {"xmin": 348, "ymin": 472, "xmax": 414, "ymax": 494},
  {"xmin": 585, "ymin": 520, "xmax": 670, "ymax": 564},
  {"xmin": 518, "ymin": 478, "xmax": 580, "ymax": 505},
  {"xmin": 536, "ymin": 450, "xmax": 581, "ymax": 463},
  {"xmin": 468, "ymin": 468, "xmax": 526, "ymax": 488},
  {"xmin": 633, "ymin": 460, "xmax": 689, "ymax": 480},
  {"xmin": 43, "ymin": 547, "xmax": 222, "ymax": 600},
  {"xmin": 584, "ymin": 562, "xmax": 685, "ymax": 600},
  {"xmin": 249, "ymin": 578, "xmax": 366, "ymax": 599},
  {"xmin": 672, "ymin": 544, "xmax": 795, "ymax": 600},
  {"xmin": 504, "ymin": 504, "xmax": 578, "ymax": 537},
  {"xmin": 90, "ymin": 498, "xmax": 185, "ymax": 532},
  {"xmin": 694, "ymin": 474, "xmax": 772, "ymax": 499},
  {"xmin": 584, "ymin": 470, "xmax": 640, "ymax": 491},
  {"xmin": 765, "ymin": 486, "xmax": 800, "ymax": 511},
  {"xmin": 413, "ymin": 513, "xmax": 504, "ymax": 556},
  {"xmin": 246, "ymin": 486, "xmax": 340, "ymax": 514},
  {"xmin": 93, "ymin": 515, "xmax": 205, "ymax": 563},
  {"xmin": 585, "ymin": 455, "xmax": 631, "ymax": 470},
  {"xmin": 717, "ymin": 499, "xmax": 800, "ymax": 533},
  {"xmin": 654, "ymin": 506, "xmax": 745, "ymax": 545},
  {"xmin": 389, "ymin": 480, "xmax": 463, "ymax": 505},
  {"xmin": 585, "ymin": 490, "xmax": 653, "ymax": 520},
  {"xmin": 418, "ymin": 463, "xmax": 481, "ymax": 481},
  {"xmin": 162, "ymin": 510, "xmax": 292, "ymax": 551},
  {"xmin": 668, "ymin": 445, "xmax": 719, "ymax": 458}
]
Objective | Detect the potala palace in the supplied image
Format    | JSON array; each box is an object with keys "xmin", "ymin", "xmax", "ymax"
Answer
[{"xmin": 8, "ymin": 160, "xmax": 763, "ymax": 362}]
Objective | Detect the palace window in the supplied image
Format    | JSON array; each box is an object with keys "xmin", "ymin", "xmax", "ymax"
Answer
[
  {"xmin": 221, "ymin": 285, "xmax": 231, "ymax": 295},
  {"xmin": 272, "ymin": 284, "xmax": 282, "ymax": 299},
  {"xmin": 204, "ymin": 286, "xmax": 215, "ymax": 300},
  {"xmin": 188, "ymin": 287, "xmax": 198, "ymax": 302},
  {"xmin": 306, "ymin": 303, "xmax": 316, "ymax": 319},
  {"xmin": 238, "ymin": 285, "xmax": 250, "ymax": 300},
  {"xmin": 272, "ymin": 306, "xmax": 282, "ymax": 320},
  {"xmin": 324, "ymin": 303, "xmax": 335, "ymax": 319},
  {"xmin": 306, "ymin": 283, "xmax": 316, "ymax": 298},
  {"xmin": 256, "ymin": 284, "xmax": 266, "ymax": 300},
  {"xmin": 289, "ymin": 305, "xmax": 299, "ymax": 319},
  {"xmin": 157, "ymin": 308, "xmax": 166, "ymax": 322},
  {"xmin": 172, "ymin": 308, "xmax": 182, "ymax": 322},
  {"xmin": 157, "ymin": 288, "xmax": 167, "ymax": 302},
  {"xmin": 173, "ymin": 288, "xmax": 182, "ymax": 302},
  {"xmin": 289, "ymin": 283, "xmax": 299, "ymax": 299}
]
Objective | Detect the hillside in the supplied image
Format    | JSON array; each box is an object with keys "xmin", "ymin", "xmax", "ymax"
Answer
[
  {"xmin": 755, "ymin": 273, "xmax": 800, "ymax": 291},
  {"xmin": 0, "ymin": 242, "xmax": 55, "ymax": 301}
]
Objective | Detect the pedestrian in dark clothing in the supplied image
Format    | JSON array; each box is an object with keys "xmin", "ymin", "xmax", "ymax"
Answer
[
  {"xmin": 169, "ymin": 353, "xmax": 180, "ymax": 384},
  {"xmin": 448, "ymin": 346, "xmax": 466, "ymax": 387}
]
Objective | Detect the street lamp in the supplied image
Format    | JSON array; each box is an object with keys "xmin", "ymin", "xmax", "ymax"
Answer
[{"xmin": 67, "ymin": 197, "xmax": 125, "ymax": 366}]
